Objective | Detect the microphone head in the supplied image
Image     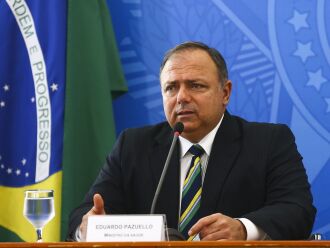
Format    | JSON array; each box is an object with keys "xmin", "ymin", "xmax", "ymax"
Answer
[{"xmin": 173, "ymin": 122, "xmax": 184, "ymax": 135}]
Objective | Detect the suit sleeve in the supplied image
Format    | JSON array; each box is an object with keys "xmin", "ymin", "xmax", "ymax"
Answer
[
  {"xmin": 66, "ymin": 131, "xmax": 128, "ymax": 240},
  {"xmin": 242, "ymin": 124, "xmax": 316, "ymax": 240}
]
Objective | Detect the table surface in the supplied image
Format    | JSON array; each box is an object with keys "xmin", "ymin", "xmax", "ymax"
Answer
[{"xmin": 0, "ymin": 241, "xmax": 330, "ymax": 248}]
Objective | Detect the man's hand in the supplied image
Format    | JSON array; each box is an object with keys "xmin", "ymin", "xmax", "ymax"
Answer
[
  {"xmin": 79, "ymin": 193, "xmax": 106, "ymax": 241},
  {"xmin": 188, "ymin": 213, "xmax": 247, "ymax": 241}
]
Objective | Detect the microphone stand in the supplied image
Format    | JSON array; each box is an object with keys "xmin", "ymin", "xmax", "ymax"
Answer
[
  {"xmin": 150, "ymin": 131, "xmax": 180, "ymax": 214},
  {"xmin": 149, "ymin": 123, "xmax": 185, "ymax": 241}
]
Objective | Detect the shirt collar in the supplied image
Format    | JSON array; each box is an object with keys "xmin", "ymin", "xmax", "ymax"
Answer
[{"xmin": 179, "ymin": 114, "xmax": 224, "ymax": 158}]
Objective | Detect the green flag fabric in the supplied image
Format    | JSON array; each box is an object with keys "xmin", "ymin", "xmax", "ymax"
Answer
[{"xmin": 61, "ymin": 0, "xmax": 127, "ymax": 239}]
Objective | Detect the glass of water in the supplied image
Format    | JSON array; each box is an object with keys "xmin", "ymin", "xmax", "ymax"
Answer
[{"xmin": 23, "ymin": 190, "xmax": 55, "ymax": 242}]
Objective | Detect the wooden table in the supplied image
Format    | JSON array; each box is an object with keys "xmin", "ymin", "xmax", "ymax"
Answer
[{"xmin": 0, "ymin": 241, "xmax": 330, "ymax": 248}]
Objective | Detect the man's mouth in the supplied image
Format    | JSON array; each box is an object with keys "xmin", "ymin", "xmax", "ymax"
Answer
[{"xmin": 177, "ymin": 110, "xmax": 195, "ymax": 116}]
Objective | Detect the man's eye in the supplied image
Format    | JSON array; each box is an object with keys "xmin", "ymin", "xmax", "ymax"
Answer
[
  {"xmin": 165, "ymin": 85, "xmax": 175, "ymax": 92},
  {"xmin": 191, "ymin": 83, "xmax": 204, "ymax": 89}
]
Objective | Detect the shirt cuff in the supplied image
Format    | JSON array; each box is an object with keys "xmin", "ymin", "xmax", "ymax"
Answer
[
  {"xmin": 74, "ymin": 226, "xmax": 83, "ymax": 242},
  {"xmin": 238, "ymin": 218, "xmax": 268, "ymax": 240}
]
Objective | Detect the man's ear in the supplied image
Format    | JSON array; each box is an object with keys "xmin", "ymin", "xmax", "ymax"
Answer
[{"xmin": 222, "ymin": 80, "xmax": 232, "ymax": 105}]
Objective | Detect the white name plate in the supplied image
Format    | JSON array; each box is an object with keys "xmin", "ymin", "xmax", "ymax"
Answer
[{"xmin": 86, "ymin": 215, "xmax": 166, "ymax": 242}]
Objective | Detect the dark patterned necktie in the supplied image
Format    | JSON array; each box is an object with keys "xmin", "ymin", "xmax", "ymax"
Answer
[{"xmin": 179, "ymin": 144, "xmax": 204, "ymax": 240}]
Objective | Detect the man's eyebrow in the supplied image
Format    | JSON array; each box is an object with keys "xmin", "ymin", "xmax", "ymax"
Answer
[
  {"xmin": 163, "ymin": 80, "xmax": 177, "ymax": 85},
  {"xmin": 186, "ymin": 78, "xmax": 207, "ymax": 84},
  {"xmin": 186, "ymin": 79, "xmax": 201, "ymax": 83},
  {"xmin": 162, "ymin": 78, "xmax": 205, "ymax": 86}
]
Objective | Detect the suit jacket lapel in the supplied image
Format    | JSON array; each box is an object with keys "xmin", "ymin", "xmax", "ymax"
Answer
[
  {"xmin": 200, "ymin": 112, "xmax": 242, "ymax": 217},
  {"xmin": 149, "ymin": 123, "xmax": 181, "ymax": 228}
]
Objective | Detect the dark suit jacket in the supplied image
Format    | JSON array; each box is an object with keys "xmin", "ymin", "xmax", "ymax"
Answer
[{"xmin": 68, "ymin": 111, "xmax": 316, "ymax": 240}]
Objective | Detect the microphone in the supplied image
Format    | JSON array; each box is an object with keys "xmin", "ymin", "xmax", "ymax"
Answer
[
  {"xmin": 149, "ymin": 122, "xmax": 185, "ymax": 241},
  {"xmin": 150, "ymin": 122, "xmax": 184, "ymax": 214}
]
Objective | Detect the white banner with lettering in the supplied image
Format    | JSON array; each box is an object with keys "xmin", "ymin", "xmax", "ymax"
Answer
[{"xmin": 86, "ymin": 215, "xmax": 167, "ymax": 242}]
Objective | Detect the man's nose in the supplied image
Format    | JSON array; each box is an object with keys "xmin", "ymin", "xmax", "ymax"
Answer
[{"xmin": 176, "ymin": 86, "xmax": 191, "ymax": 104}]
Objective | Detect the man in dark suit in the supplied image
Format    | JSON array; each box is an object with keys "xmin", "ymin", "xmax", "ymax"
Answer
[{"xmin": 67, "ymin": 41, "xmax": 315, "ymax": 241}]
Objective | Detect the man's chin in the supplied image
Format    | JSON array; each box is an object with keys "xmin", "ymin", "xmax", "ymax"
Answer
[
  {"xmin": 171, "ymin": 119, "xmax": 198, "ymax": 133},
  {"xmin": 179, "ymin": 123, "xmax": 197, "ymax": 134}
]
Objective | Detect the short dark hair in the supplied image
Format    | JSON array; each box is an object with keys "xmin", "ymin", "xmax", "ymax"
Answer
[{"xmin": 160, "ymin": 41, "xmax": 228, "ymax": 84}]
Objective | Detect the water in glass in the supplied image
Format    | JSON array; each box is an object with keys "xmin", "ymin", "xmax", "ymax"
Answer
[{"xmin": 23, "ymin": 190, "xmax": 55, "ymax": 242}]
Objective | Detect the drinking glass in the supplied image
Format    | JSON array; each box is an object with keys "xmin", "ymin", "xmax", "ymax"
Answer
[{"xmin": 23, "ymin": 190, "xmax": 55, "ymax": 242}]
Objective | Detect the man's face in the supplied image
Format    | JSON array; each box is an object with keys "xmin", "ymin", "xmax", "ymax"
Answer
[{"xmin": 160, "ymin": 49, "xmax": 232, "ymax": 142}]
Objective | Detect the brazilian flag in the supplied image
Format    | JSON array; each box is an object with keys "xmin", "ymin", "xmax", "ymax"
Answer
[{"xmin": 0, "ymin": 0, "xmax": 126, "ymax": 241}]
